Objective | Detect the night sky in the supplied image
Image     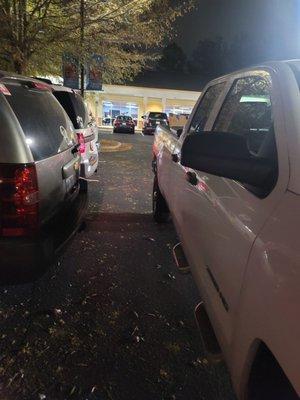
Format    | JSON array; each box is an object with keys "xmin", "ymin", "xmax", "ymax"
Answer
[
  {"xmin": 135, "ymin": 0, "xmax": 300, "ymax": 90},
  {"xmin": 175, "ymin": 0, "xmax": 300, "ymax": 59}
]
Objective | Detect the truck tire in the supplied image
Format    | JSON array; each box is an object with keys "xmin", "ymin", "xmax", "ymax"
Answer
[
  {"xmin": 80, "ymin": 178, "xmax": 88, "ymax": 193},
  {"xmin": 152, "ymin": 176, "xmax": 169, "ymax": 223}
]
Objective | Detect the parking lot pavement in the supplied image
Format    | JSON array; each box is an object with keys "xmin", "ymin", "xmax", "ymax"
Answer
[{"xmin": 0, "ymin": 132, "xmax": 235, "ymax": 400}]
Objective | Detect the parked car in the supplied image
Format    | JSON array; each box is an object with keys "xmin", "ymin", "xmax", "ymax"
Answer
[
  {"xmin": 51, "ymin": 85, "xmax": 99, "ymax": 192},
  {"xmin": 103, "ymin": 116, "xmax": 112, "ymax": 125},
  {"xmin": 152, "ymin": 60, "xmax": 300, "ymax": 400},
  {"xmin": 103, "ymin": 116, "xmax": 116, "ymax": 126},
  {"xmin": 88, "ymin": 111, "xmax": 100, "ymax": 150},
  {"xmin": 142, "ymin": 111, "xmax": 169, "ymax": 135},
  {"xmin": 113, "ymin": 115, "xmax": 135, "ymax": 134},
  {"xmin": 0, "ymin": 72, "xmax": 87, "ymax": 282}
]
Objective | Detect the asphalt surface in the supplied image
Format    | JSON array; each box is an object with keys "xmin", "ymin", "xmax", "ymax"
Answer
[{"xmin": 0, "ymin": 132, "xmax": 235, "ymax": 400}]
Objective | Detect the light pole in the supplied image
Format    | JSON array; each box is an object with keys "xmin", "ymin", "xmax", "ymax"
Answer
[{"xmin": 80, "ymin": 0, "xmax": 85, "ymax": 96}]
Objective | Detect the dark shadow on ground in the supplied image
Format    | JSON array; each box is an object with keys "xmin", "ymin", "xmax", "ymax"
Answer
[{"xmin": 0, "ymin": 212, "xmax": 235, "ymax": 400}]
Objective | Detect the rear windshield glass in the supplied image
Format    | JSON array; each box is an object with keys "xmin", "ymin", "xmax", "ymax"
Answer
[
  {"xmin": 5, "ymin": 83, "xmax": 76, "ymax": 161},
  {"xmin": 53, "ymin": 90, "xmax": 88, "ymax": 129},
  {"xmin": 149, "ymin": 112, "xmax": 168, "ymax": 120},
  {"xmin": 117, "ymin": 116, "xmax": 132, "ymax": 121}
]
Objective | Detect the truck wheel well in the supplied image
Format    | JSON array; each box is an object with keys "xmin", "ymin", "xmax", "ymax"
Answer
[{"xmin": 247, "ymin": 343, "xmax": 298, "ymax": 400}]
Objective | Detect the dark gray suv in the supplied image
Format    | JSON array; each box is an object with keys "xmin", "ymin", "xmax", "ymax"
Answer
[{"xmin": 0, "ymin": 72, "xmax": 87, "ymax": 282}]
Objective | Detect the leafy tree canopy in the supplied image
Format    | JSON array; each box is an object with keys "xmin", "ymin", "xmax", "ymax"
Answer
[
  {"xmin": 0, "ymin": 0, "xmax": 195, "ymax": 82},
  {"xmin": 158, "ymin": 42, "xmax": 186, "ymax": 72}
]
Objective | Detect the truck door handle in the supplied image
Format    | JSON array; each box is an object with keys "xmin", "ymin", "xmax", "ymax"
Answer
[
  {"xmin": 171, "ymin": 153, "xmax": 179, "ymax": 163},
  {"xmin": 186, "ymin": 171, "xmax": 198, "ymax": 186}
]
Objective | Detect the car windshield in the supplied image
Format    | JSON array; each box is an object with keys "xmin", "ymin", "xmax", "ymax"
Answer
[
  {"xmin": 117, "ymin": 116, "xmax": 132, "ymax": 121},
  {"xmin": 149, "ymin": 112, "xmax": 168, "ymax": 120}
]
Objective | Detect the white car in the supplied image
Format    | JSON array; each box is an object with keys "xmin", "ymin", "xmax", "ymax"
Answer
[
  {"xmin": 52, "ymin": 85, "xmax": 99, "ymax": 191},
  {"xmin": 153, "ymin": 60, "xmax": 300, "ymax": 400},
  {"xmin": 87, "ymin": 110, "xmax": 100, "ymax": 150}
]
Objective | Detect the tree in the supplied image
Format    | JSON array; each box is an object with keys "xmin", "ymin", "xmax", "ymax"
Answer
[
  {"xmin": 0, "ymin": 0, "xmax": 196, "ymax": 81},
  {"xmin": 189, "ymin": 37, "xmax": 229, "ymax": 77},
  {"xmin": 0, "ymin": 0, "xmax": 71, "ymax": 74},
  {"xmin": 158, "ymin": 42, "xmax": 186, "ymax": 72}
]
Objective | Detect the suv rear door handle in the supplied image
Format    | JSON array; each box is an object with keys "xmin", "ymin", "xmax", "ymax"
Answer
[{"xmin": 186, "ymin": 171, "xmax": 198, "ymax": 186}]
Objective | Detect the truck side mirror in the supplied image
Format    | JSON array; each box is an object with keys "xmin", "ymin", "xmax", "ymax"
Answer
[{"xmin": 181, "ymin": 132, "xmax": 276, "ymax": 189}]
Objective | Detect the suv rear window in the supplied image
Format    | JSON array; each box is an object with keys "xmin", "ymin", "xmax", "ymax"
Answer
[
  {"xmin": 5, "ymin": 83, "xmax": 76, "ymax": 161},
  {"xmin": 53, "ymin": 90, "xmax": 88, "ymax": 129},
  {"xmin": 117, "ymin": 116, "xmax": 132, "ymax": 121},
  {"xmin": 149, "ymin": 112, "xmax": 168, "ymax": 120}
]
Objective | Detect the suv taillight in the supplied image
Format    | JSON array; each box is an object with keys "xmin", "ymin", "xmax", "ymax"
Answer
[
  {"xmin": 0, "ymin": 164, "xmax": 39, "ymax": 237},
  {"xmin": 77, "ymin": 133, "xmax": 85, "ymax": 154}
]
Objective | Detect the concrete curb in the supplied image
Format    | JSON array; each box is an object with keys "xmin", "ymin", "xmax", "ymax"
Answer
[
  {"xmin": 100, "ymin": 139, "xmax": 122, "ymax": 150},
  {"xmin": 98, "ymin": 126, "xmax": 142, "ymax": 134}
]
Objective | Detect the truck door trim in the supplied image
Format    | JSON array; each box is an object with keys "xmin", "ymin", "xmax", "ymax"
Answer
[{"xmin": 207, "ymin": 267, "xmax": 229, "ymax": 312}]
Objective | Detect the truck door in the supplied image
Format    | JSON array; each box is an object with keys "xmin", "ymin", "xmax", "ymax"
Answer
[
  {"xmin": 170, "ymin": 82, "xmax": 227, "ymax": 233},
  {"xmin": 178, "ymin": 71, "xmax": 289, "ymax": 353}
]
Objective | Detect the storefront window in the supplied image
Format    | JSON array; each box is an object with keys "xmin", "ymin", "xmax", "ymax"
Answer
[
  {"xmin": 165, "ymin": 106, "xmax": 194, "ymax": 128},
  {"xmin": 165, "ymin": 105, "xmax": 193, "ymax": 116},
  {"xmin": 102, "ymin": 101, "xmax": 139, "ymax": 125}
]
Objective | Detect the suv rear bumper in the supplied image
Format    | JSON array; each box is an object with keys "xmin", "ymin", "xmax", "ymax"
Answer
[
  {"xmin": 0, "ymin": 191, "xmax": 88, "ymax": 283},
  {"xmin": 80, "ymin": 152, "xmax": 98, "ymax": 178},
  {"xmin": 143, "ymin": 127, "xmax": 156, "ymax": 135},
  {"xmin": 114, "ymin": 126, "xmax": 135, "ymax": 133}
]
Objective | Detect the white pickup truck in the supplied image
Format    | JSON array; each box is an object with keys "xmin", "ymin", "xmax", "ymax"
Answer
[{"xmin": 152, "ymin": 60, "xmax": 300, "ymax": 400}]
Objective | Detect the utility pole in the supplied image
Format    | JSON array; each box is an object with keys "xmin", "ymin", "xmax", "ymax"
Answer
[{"xmin": 80, "ymin": 0, "xmax": 85, "ymax": 96}]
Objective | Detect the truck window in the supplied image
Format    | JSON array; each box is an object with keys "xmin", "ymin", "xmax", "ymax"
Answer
[
  {"xmin": 189, "ymin": 82, "xmax": 225, "ymax": 134},
  {"xmin": 213, "ymin": 75, "xmax": 274, "ymax": 156},
  {"xmin": 287, "ymin": 62, "xmax": 300, "ymax": 90},
  {"xmin": 149, "ymin": 112, "xmax": 168, "ymax": 120},
  {"xmin": 213, "ymin": 73, "xmax": 278, "ymax": 196}
]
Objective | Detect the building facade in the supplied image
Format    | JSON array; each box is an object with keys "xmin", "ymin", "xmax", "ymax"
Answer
[{"xmin": 85, "ymin": 84, "xmax": 201, "ymax": 128}]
